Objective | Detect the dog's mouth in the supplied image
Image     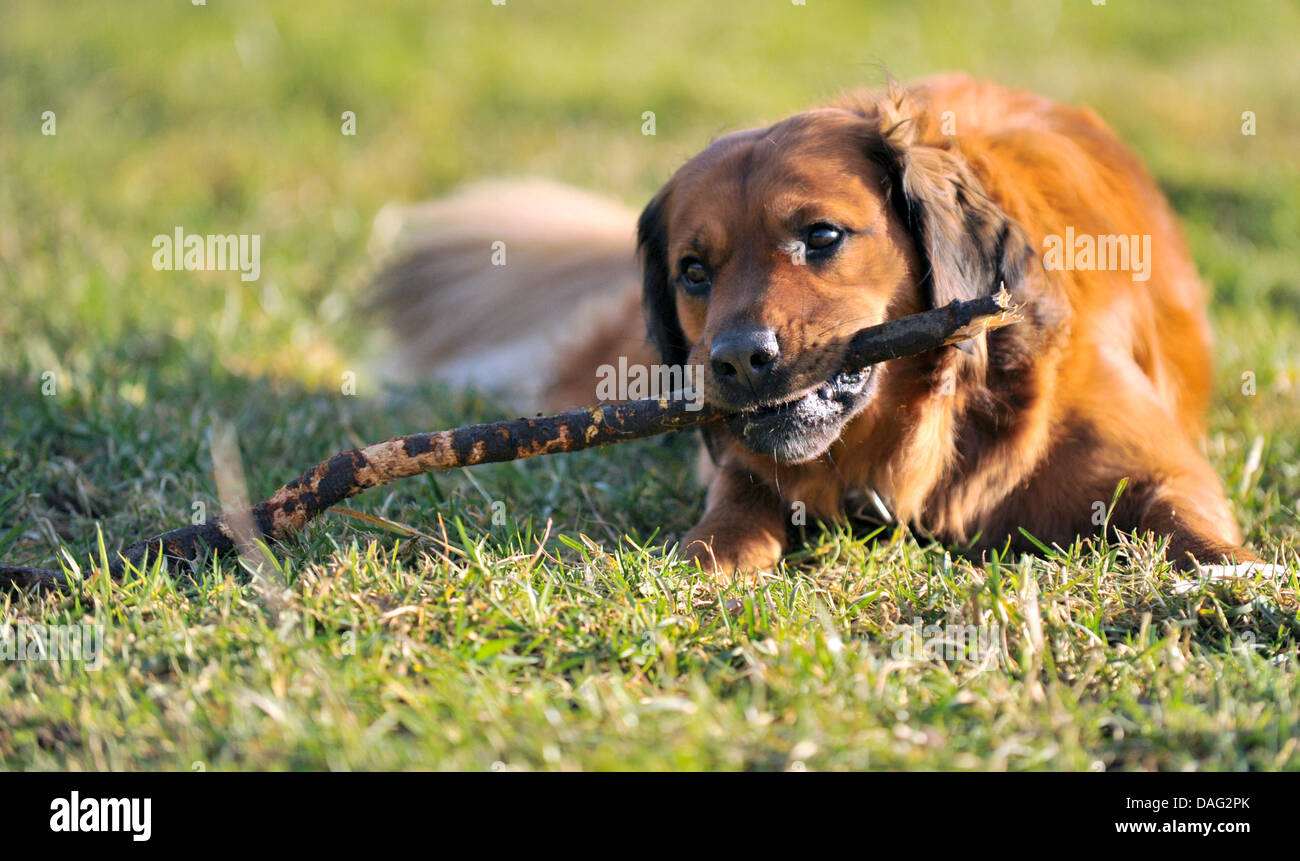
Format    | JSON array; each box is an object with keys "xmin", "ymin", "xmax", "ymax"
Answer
[{"xmin": 724, "ymin": 366, "xmax": 876, "ymax": 463}]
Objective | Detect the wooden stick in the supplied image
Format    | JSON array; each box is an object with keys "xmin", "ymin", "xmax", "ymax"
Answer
[{"xmin": 1, "ymin": 291, "xmax": 1018, "ymax": 590}]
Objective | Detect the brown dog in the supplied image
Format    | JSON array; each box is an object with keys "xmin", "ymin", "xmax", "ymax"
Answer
[{"xmin": 378, "ymin": 75, "xmax": 1259, "ymax": 576}]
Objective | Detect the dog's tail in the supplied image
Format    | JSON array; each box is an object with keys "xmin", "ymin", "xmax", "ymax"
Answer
[{"xmin": 368, "ymin": 179, "xmax": 652, "ymax": 410}]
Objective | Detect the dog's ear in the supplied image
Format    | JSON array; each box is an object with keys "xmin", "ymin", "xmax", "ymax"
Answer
[
  {"xmin": 637, "ymin": 190, "xmax": 690, "ymax": 366},
  {"xmin": 873, "ymin": 89, "xmax": 1036, "ymax": 308}
]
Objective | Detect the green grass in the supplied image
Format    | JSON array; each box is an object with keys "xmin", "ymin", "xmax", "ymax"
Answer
[{"xmin": 2, "ymin": 0, "xmax": 1299, "ymax": 771}]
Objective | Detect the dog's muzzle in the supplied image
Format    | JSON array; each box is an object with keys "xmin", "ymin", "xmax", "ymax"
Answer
[{"xmin": 725, "ymin": 365, "xmax": 876, "ymax": 463}]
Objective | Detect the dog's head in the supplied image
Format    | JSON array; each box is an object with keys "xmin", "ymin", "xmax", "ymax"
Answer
[{"xmin": 638, "ymin": 91, "xmax": 1035, "ymax": 463}]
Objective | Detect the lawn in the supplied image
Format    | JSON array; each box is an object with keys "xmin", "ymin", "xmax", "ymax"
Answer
[{"xmin": 1, "ymin": 0, "xmax": 1298, "ymax": 770}]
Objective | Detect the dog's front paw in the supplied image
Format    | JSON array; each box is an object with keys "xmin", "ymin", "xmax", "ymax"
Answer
[{"xmin": 680, "ymin": 528, "xmax": 783, "ymax": 583}]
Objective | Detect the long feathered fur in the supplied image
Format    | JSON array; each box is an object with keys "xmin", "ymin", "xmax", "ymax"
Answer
[{"xmin": 369, "ymin": 179, "xmax": 648, "ymax": 408}]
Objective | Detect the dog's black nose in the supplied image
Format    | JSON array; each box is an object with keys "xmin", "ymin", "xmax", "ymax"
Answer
[{"xmin": 710, "ymin": 327, "xmax": 781, "ymax": 391}]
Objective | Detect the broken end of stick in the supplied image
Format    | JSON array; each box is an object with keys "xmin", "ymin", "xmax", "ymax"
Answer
[{"xmin": 944, "ymin": 287, "xmax": 1024, "ymax": 348}]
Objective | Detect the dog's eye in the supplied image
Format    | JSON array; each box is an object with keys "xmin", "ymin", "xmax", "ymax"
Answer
[
  {"xmin": 805, "ymin": 223, "xmax": 844, "ymax": 252},
  {"xmin": 679, "ymin": 258, "xmax": 711, "ymax": 296}
]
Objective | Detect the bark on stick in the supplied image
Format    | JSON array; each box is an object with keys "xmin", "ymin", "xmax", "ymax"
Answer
[{"xmin": 1, "ymin": 291, "xmax": 1018, "ymax": 590}]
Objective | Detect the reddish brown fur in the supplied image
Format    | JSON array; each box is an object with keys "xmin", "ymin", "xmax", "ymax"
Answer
[{"xmin": 569, "ymin": 75, "xmax": 1253, "ymax": 574}]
